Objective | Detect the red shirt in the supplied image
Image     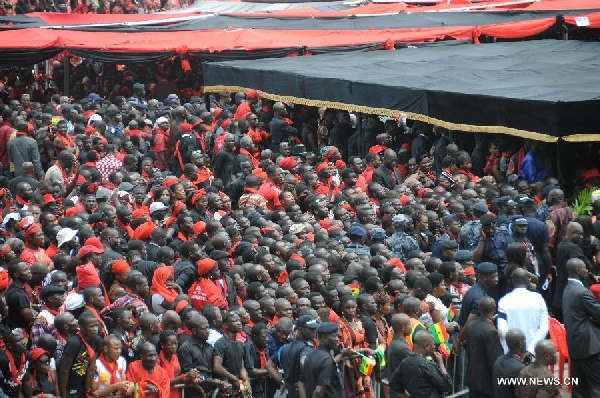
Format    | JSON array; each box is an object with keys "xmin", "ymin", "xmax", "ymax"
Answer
[
  {"xmin": 152, "ymin": 133, "xmax": 169, "ymax": 170},
  {"xmin": 234, "ymin": 101, "xmax": 252, "ymax": 121},
  {"xmin": 258, "ymin": 180, "xmax": 282, "ymax": 210}
]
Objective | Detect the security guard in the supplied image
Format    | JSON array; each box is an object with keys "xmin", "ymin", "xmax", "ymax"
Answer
[
  {"xmin": 298, "ymin": 322, "xmax": 345, "ymax": 398},
  {"xmin": 276, "ymin": 315, "xmax": 318, "ymax": 398}
]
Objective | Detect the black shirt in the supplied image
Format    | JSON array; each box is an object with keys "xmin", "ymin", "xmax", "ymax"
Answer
[
  {"xmin": 62, "ymin": 334, "xmax": 103, "ymax": 398},
  {"xmin": 360, "ymin": 315, "xmax": 378, "ymax": 347},
  {"xmin": 0, "ymin": 350, "xmax": 29, "ymax": 398},
  {"xmin": 389, "ymin": 354, "xmax": 452, "ymax": 398},
  {"xmin": 244, "ymin": 340, "xmax": 268, "ymax": 395},
  {"xmin": 178, "ymin": 335, "xmax": 215, "ymax": 377},
  {"xmin": 300, "ymin": 347, "xmax": 344, "ymax": 398},
  {"xmin": 492, "ymin": 353, "xmax": 525, "ymax": 398},
  {"xmin": 5, "ymin": 283, "xmax": 31, "ymax": 329},
  {"xmin": 276, "ymin": 337, "xmax": 314, "ymax": 398},
  {"xmin": 214, "ymin": 336, "xmax": 244, "ymax": 378}
]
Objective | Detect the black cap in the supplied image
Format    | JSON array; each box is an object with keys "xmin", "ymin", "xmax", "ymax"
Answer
[
  {"xmin": 480, "ymin": 214, "xmax": 496, "ymax": 227},
  {"xmin": 296, "ymin": 315, "xmax": 318, "ymax": 329},
  {"xmin": 41, "ymin": 285, "xmax": 66, "ymax": 301},
  {"xmin": 477, "ymin": 262, "xmax": 497, "ymax": 274},
  {"xmin": 454, "ymin": 250, "xmax": 473, "ymax": 262},
  {"xmin": 442, "ymin": 240, "xmax": 459, "ymax": 250},
  {"xmin": 317, "ymin": 322, "xmax": 339, "ymax": 334},
  {"xmin": 210, "ymin": 250, "xmax": 231, "ymax": 260}
]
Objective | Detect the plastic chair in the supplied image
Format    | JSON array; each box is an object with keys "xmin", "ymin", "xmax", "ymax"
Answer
[{"xmin": 548, "ymin": 316, "xmax": 571, "ymax": 391}]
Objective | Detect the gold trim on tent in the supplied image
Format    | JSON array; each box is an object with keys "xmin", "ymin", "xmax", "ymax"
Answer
[{"xmin": 205, "ymin": 85, "xmax": 599, "ymax": 143}]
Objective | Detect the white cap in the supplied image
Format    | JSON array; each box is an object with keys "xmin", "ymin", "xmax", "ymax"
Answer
[
  {"xmin": 149, "ymin": 201, "xmax": 169, "ymax": 214},
  {"xmin": 88, "ymin": 113, "xmax": 102, "ymax": 125},
  {"xmin": 57, "ymin": 228, "xmax": 78, "ymax": 248},
  {"xmin": 2, "ymin": 213, "xmax": 20, "ymax": 228}
]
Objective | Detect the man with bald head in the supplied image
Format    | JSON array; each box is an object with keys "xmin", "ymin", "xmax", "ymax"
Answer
[
  {"xmin": 389, "ymin": 330, "xmax": 451, "ymax": 397},
  {"xmin": 269, "ymin": 102, "xmax": 297, "ymax": 152},
  {"xmin": 387, "ymin": 314, "xmax": 413, "ymax": 398},
  {"xmin": 546, "ymin": 188, "xmax": 575, "ymax": 256},
  {"xmin": 213, "ymin": 133, "xmax": 236, "ymax": 186},
  {"xmin": 7, "ymin": 119, "xmax": 44, "ymax": 179},
  {"xmin": 8, "ymin": 161, "xmax": 39, "ymax": 195},
  {"xmin": 465, "ymin": 296, "xmax": 503, "ymax": 398},
  {"xmin": 563, "ymin": 257, "xmax": 600, "ymax": 397},
  {"xmin": 553, "ymin": 221, "xmax": 592, "ymax": 321},
  {"xmin": 516, "ymin": 340, "xmax": 560, "ymax": 398},
  {"xmin": 493, "ymin": 329, "xmax": 528, "ymax": 397},
  {"xmin": 498, "ymin": 267, "xmax": 548, "ymax": 354}
]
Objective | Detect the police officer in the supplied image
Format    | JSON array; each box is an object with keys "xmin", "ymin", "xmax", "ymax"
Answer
[
  {"xmin": 346, "ymin": 224, "xmax": 371, "ymax": 258},
  {"xmin": 298, "ymin": 322, "xmax": 346, "ymax": 398},
  {"xmin": 461, "ymin": 202, "xmax": 489, "ymax": 250},
  {"xmin": 387, "ymin": 214, "xmax": 419, "ymax": 264},
  {"xmin": 276, "ymin": 315, "xmax": 318, "ymax": 398}
]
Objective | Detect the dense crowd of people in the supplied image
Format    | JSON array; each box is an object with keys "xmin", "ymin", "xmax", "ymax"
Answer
[
  {"xmin": 0, "ymin": 0, "xmax": 189, "ymax": 16},
  {"xmin": 0, "ymin": 70, "xmax": 599, "ymax": 398}
]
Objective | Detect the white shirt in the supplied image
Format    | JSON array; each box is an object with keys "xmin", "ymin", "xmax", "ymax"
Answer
[{"xmin": 497, "ymin": 287, "xmax": 549, "ymax": 354}]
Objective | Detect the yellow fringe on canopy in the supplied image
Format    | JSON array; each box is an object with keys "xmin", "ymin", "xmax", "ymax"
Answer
[{"xmin": 205, "ymin": 85, "xmax": 598, "ymax": 143}]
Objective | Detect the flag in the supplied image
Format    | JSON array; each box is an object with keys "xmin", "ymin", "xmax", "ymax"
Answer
[
  {"xmin": 51, "ymin": 116, "xmax": 62, "ymax": 126},
  {"xmin": 430, "ymin": 322, "xmax": 449, "ymax": 344},
  {"xmin": 375, "ymin": 344, "xmax": 386, "ymax": 368},
  {"xmin": 359, "ymin": 356, "xmax": 376, "ymax": 376},
  {"xmin": 438, "ymin": 341, "xmax": 452, "ymax": 360},
  {"xmin": 348, "ymin": 283, "xmax": 360, "ymax": 298},
  {"xmin": 447, "ymin": 303, "xmax": 456, "ymax": 322}
]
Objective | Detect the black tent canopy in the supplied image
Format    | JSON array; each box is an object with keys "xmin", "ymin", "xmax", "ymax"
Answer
[{"xmin": 203, "ymin": 39, "xmax": 600, "ymax": 142}]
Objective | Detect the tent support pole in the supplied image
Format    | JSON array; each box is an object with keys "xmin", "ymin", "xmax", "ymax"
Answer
[
  {"xmin": 556, "ymin": 139, "xmax": 567, "ymax": 192},
  {"xmin": 63, "ymin": 55, "xmax": 70, "ymax": 97}
]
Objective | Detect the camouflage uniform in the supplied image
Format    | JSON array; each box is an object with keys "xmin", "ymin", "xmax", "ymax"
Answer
[
  {"xmin": 387, "ymin": 232, "xmax": 419, "ymax": 264},
  {"xmin": 461, "ymin": 219, "xmax": 481, "ymax": 251}
]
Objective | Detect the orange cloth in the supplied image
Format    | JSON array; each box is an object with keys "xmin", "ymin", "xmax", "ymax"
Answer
[
  {"xmin": 150, "ymin": 266, "xmax": 178, "ymax": 304},
  {"xmin": 126, "ymin": 360, "xmax": 170, "ymax": 398}
]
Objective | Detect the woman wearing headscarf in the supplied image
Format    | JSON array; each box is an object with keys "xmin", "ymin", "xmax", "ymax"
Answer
[
  {"xmin": 107, "ymin": 259, "xmax": 131, "ymax": 302},
  {"xmin": 22, "ymin": 348, "xmax": 59, "ymax": 397},
  {"xmin": 150, "ymin": 265, "xmax": 181, "ymax": 315},
  {"xmin": 188, "ymin": 258, "xmax": 228, "ymax": 312}
]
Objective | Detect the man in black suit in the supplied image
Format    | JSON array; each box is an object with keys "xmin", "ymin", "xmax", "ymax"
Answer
[
  {"xmin": 553, "ymin": 221, "xmax": 592, "ymax": 322},
  {"xmin": 563, "ymin": 258, "xmax": 600, "ymax": 398},
  {"xmin": 492, "ymin": 328, "xmax": 528, "ymax": 397},
  {"xmin": 465, "ymin": 296, "xmax": 503, "ymax": 398},
  {"xmin": 373, "ymin": 149, "xmax": 402, "ymax": 190}
]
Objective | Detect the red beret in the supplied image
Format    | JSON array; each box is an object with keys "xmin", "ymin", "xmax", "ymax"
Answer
[{"xmin": 246, "ymin": 89, "xmax": 260, "ymax": 99}]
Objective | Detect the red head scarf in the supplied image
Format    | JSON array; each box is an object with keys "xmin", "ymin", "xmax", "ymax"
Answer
[
  {"xmin": 30, "ymin": 348, "xmax": 49, "ymax": 363},
  {"xmin": 112, "ymin": 259, "xmax": 131, "ymax": 275},
  {"xmin": 150, "ymin": 266, "xmax": 178, "ymax": 303},
  {"xmin": 24, "ymin": 223, "xmax": 41, "ymax": 238},
  {"xmin": 0, "ymin": 269, "xmax": 8, "ymax": 290},
  {"xmin": 196, "ymin": 258, "xmax": 217, "ymax": 276},
  {"xmin": 77, "ymin": 263, "xmax": 101, "ymax": 289}
]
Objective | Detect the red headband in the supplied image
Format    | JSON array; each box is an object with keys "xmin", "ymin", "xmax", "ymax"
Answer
[
  {"xmin": 315, "ymin": 162, "xmax": 328, "ymax": 174},
  {"xmin": 175, "ymin": 300, "xmax": 189, "ymax": 314},
  {"xmin": 325, "ymin": 146, "xmax": 337, "ymax": 161},
  {"xmin": 0, "ymin": 245, "xmax": 10, "ymax": 257},
  {"xmin": 25, "ymin": 223, "xmax": 42, "ymax": 238}
]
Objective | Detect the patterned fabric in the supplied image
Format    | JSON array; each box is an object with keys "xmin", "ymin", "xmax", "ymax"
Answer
[
  {"xmin": 96, "ymin": 154, "xmax": 123, "ymax": 182},
  {"xmin": 461, "ymin": 220, "xmax": 482, "ymax": 251},
  {"xmin": 545, "ymin": 204, "xmax": 575, "ymax": 250},
  {"xmin": 20, "ymin": 247, "xmax": 52, "ymax": 267},
  {"xmin": 339, "ymin": 318, "xmax": 372, "ymax": 398},
  {"xmin": 30, "ymin": 309, "xmax": 57, "ymax": 348},
  {"xmin": 238, "ymin": 192, "xmax": 269, "ymax": 210},
  {"xmin": 100, "ymin": 292, "xmax": 148, "ymax": 321},
  {"xmin": 387, "ymin": 232, "xmax": 419, "ymax": 264}
]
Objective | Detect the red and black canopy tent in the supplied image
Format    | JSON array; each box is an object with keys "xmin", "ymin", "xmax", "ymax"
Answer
[{"xmin": 0, "ymin": 0, "xmax": 599, "ymax": 65}]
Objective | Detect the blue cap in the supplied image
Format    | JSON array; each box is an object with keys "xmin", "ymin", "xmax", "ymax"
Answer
[
  {"xmin": 393, "ymin": 214, "xmax": 410, "ymax": 227},
  {"xmin": 473, "ymin": 202, "xmax": 489, "ymax": 214},
  {"xmin": 454, "ymin": 250, "xmax": 473, "ymax": 262},
  {"xmin": 442, "ymin": 214, "xmax": 461, "ymax": 224},
  {"xmin": 371, "ymin": 228, "xmax": 386, "ymax": 240},
  {"xmin": 317, "ymin": 322, "xmax": 339, "ymax": 334},
  {"xmin": 348, "ymin": 224, "xmax": 367, "ymax": 237}
]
